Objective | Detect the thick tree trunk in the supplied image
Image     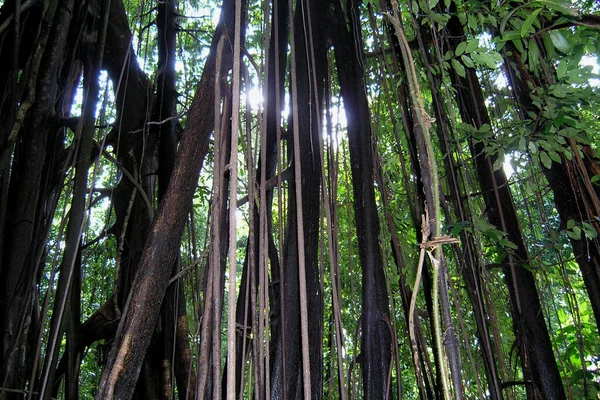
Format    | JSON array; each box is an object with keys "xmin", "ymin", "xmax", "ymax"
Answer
[
  {"xmin": 0, "ymin": 1, "xmax": 76, "ymax": 396},
  {"xmin": 502, "ymin": 40, "xmax": 600, "ymax": 336},
  {"xmin": 446, "ymin": 17, "xmax": 565, "ymax": 399},
  {"xmin": 95, "ymin": 0, "xmax": 245, "ymax": 396},
  {"xmin": 146, "ymin": 0, "xmax": 195, "ymax": 398},
  {"xmin": 269, "ymin": 0, "xmax": 327, "ymax": 398},
  {"xmin": 331, "ymin": 1, "xmax": 392, "ymax": 397}
]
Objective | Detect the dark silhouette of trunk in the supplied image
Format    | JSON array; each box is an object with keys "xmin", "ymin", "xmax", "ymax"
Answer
[
  {"xmin": 445, "ymin": 15, "xmax": 565, "ymax": 400},
  {"xmin": 49, "ymin": 1, "xmax": 155, "ymax": 394},
  {"xmin": 331, "ymin": 0, "xmax": 392, "ymax": 397},
  {"xmin": 269, "ymin": 0, "xmax": 327, "ymax": 398},
  {"xmin": 502, "ymin": 38, "xmax": 600, "ymax": 337},
  {"xmin": 102, "ymin": 0, "xmax": 153, "ymax": 325},
  {"xmin": 38, "ymin": 2, "xmax": 110, "ymax": 398},
  {"xmin": 0, "ymin": 1, "xmax": 78, "ymax": 396}
]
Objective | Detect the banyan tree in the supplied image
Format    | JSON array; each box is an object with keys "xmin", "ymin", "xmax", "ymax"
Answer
[{"xmin": 0, "ymin": 0, "xmax": 599, "ymax": 398}]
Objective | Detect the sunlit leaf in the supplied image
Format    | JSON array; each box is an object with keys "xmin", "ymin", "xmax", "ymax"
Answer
[
  {"xmin": 529, "ymin": 141, "xmax": 538, "ymax": 155},
  {"xmin": 549, "ymin": 31, "xmax": 572, "ymax": 54},
  {"xmin": 556, "ymin": 59, "xmax": 567, "ymax": 79},
  {"xmin": 468, "ymin": 13, "xmax": 478, "ymax": 30},
  {"xmin": 520, "ymin": 8, "xmax": 542, "ymax": 38},
  {"xmin": 461, "ymin": 54, "xmax": 475, "ymax": 68},
  {"xmin": 465, "ymin": 38, "xmax": 479, "ymax": 53},
  {"xmin": 534, "ymin": 0, "xmax": 580, "ymax": 17}
]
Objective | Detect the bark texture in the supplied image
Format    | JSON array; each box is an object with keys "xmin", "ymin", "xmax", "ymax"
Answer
[{"xmin": 332, "ymin": 1, "xmax": 392, "ymax": 397}]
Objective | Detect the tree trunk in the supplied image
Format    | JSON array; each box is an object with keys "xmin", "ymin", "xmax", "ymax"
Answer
[
  {"xmin": 331, "ymin": 1, "xmax": 392, "ymax": 397},
  {"xmin": 0, "ymin": 0, "xmax": 76, "ymax": 396},
  {"xmin": 446, "ymin": 15, "xmax": 565, "ymax": 399},
  {"xmin": 269, "ymin": 0, "xmax": 327, "ymax": 398},
  {"xmin": 95, "ymin": 0, "xmax": 245, "ymax": 396},
  {"xmin": 502, "ymin": 38, "xmax": 600, "ymax": 336}
]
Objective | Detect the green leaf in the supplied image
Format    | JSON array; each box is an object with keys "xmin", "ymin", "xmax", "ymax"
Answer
[
  {"xmin": 500, "ymin": 7, "xmax": 520, "ymax": 33},
  {"xmin": 493, "ymin": 157, "xmax": 504, "ymax": 171},
  {"xmin": 549, "ymin": 31, "xmax": 571, "ymax": 54},
  {"xmin": 479, "ymin": 123, "xmax": 492, "ymax": 133},
  {"xmin": 499, "ymin": 30, "xmax": 522, "ymax": 42},
  {"xmin": 477, "ymin": 52, "xmax": 497, "ymax": 69},
  {"xmin": 512, "ymin": 38, "xmax": 525, "ymax": 54},
  {"xmin": 567, "ymin": 226, "xmax": 581, "ymax": 240},
  {"xmin": 465, "ymin": 38, "xmax": 479, "ymax": 53},
  {"xmin": 412, "ymin": 0, "xmax": 419, "ymax": 13},
  {"xmin": 521, "ymin": 8, "xmax": 542, "ymax": 38},
  {"xmin": 468, "ymin": 13, "xmax": 478, "ymax": 30},
  {"xmin": 551, "ymin": 85, "xmax": 568, "ymax": 99},
  {"xmin": 528, "ymin": 40, "xmax": 540, "ymax": 67},
  {"xmin": 540, "ymin": 151, "xmax": 552, "ymax": 169},
  {"xmin": 461, "ymin": 54, "xmax": 474, "ymax": 68},
  {"xmin": 428, "ymin": 0, "xmax": 439, "ymax": 10},
  {"xmin": 533, "ymin": 0, "xmax": 580, "ymax": 16},
  {"xmin": 518, "ymin": 137, "xmax": 527, "ymax": 151},
  {"xmin": 538, "ymin": 139, "xmax": 552, "ymax": 152},
  {"xmin": 556, "ymin": 59, "xmax": 567, "ymax": 79},
  {"xmin": 582, "ymin": 222, "xmax": 598, "ymax": 239},
  {"xmin": 529, "ymin": 141, "xmax": 538, "ymax": 155},
  {"xmin": 566, "ymin": 219, "xmax": 576, "ymax": 230},
  {"xmin": 489, "ymin": 51, "xmax": 504, "ymax": 63},
  {"xmin": 444, "ymin": 0, "xmax": 451, "ymax": 8},
  {"xmin": 455, "ymin": 41, "xmax": 467, "ymax": 56},
  {"xmin": 549, "ymin": 150, "xmax": 561, "ymax": 163},
  {"xmin": 473, "ymin": 215, "xmax": 497, "ymax": 233},
  {"xmin": 452, "ymin": 58, "xmax": 466, "ymax": 77},
  {"xmin": 564, "ymin": 148, "xmax": 573, "ymax": 161}
]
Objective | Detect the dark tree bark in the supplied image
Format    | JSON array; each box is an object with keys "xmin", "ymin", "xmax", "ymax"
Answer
[
  {"xmin": 148, "ymin": 0, "xmax": 195, "ymax": 397},
  {"xmin": 331, "ymin": 0, "xmax": 392, "ymax": 397},
  {"xmin": 95, "ymin": 0, "xmax": 246, "ymax": 396},
  {"xmin": 269, "ymin": 0, "xmax": 327, "ymax": 398},
  {"xmin": 446, "ymin": 15, "xmax": 565, "ymax": 400},
  {"xmin": 0, "ymin": 1, "xmax": 78, "ymax": 396},
  {"xmin": 38, "ymin": 2, "xmax": 110, "ymax": 398},
  {"xmin": 502, "ymin": 38, "xmax": 600, "ymax": 337}
]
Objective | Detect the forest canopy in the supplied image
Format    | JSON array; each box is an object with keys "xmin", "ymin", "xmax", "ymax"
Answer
[{"xmin": 0, "ymin": 0, "xmax": 599, "ymax": 398}]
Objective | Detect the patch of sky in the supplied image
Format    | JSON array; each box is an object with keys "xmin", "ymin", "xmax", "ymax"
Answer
[
  {"xmin": 580, "ymin": 55, "xmax": 599, "ymax": 87},
  {"xmin": 70, "ymin": 71, "xmax": 116, "ymax": 124}
]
